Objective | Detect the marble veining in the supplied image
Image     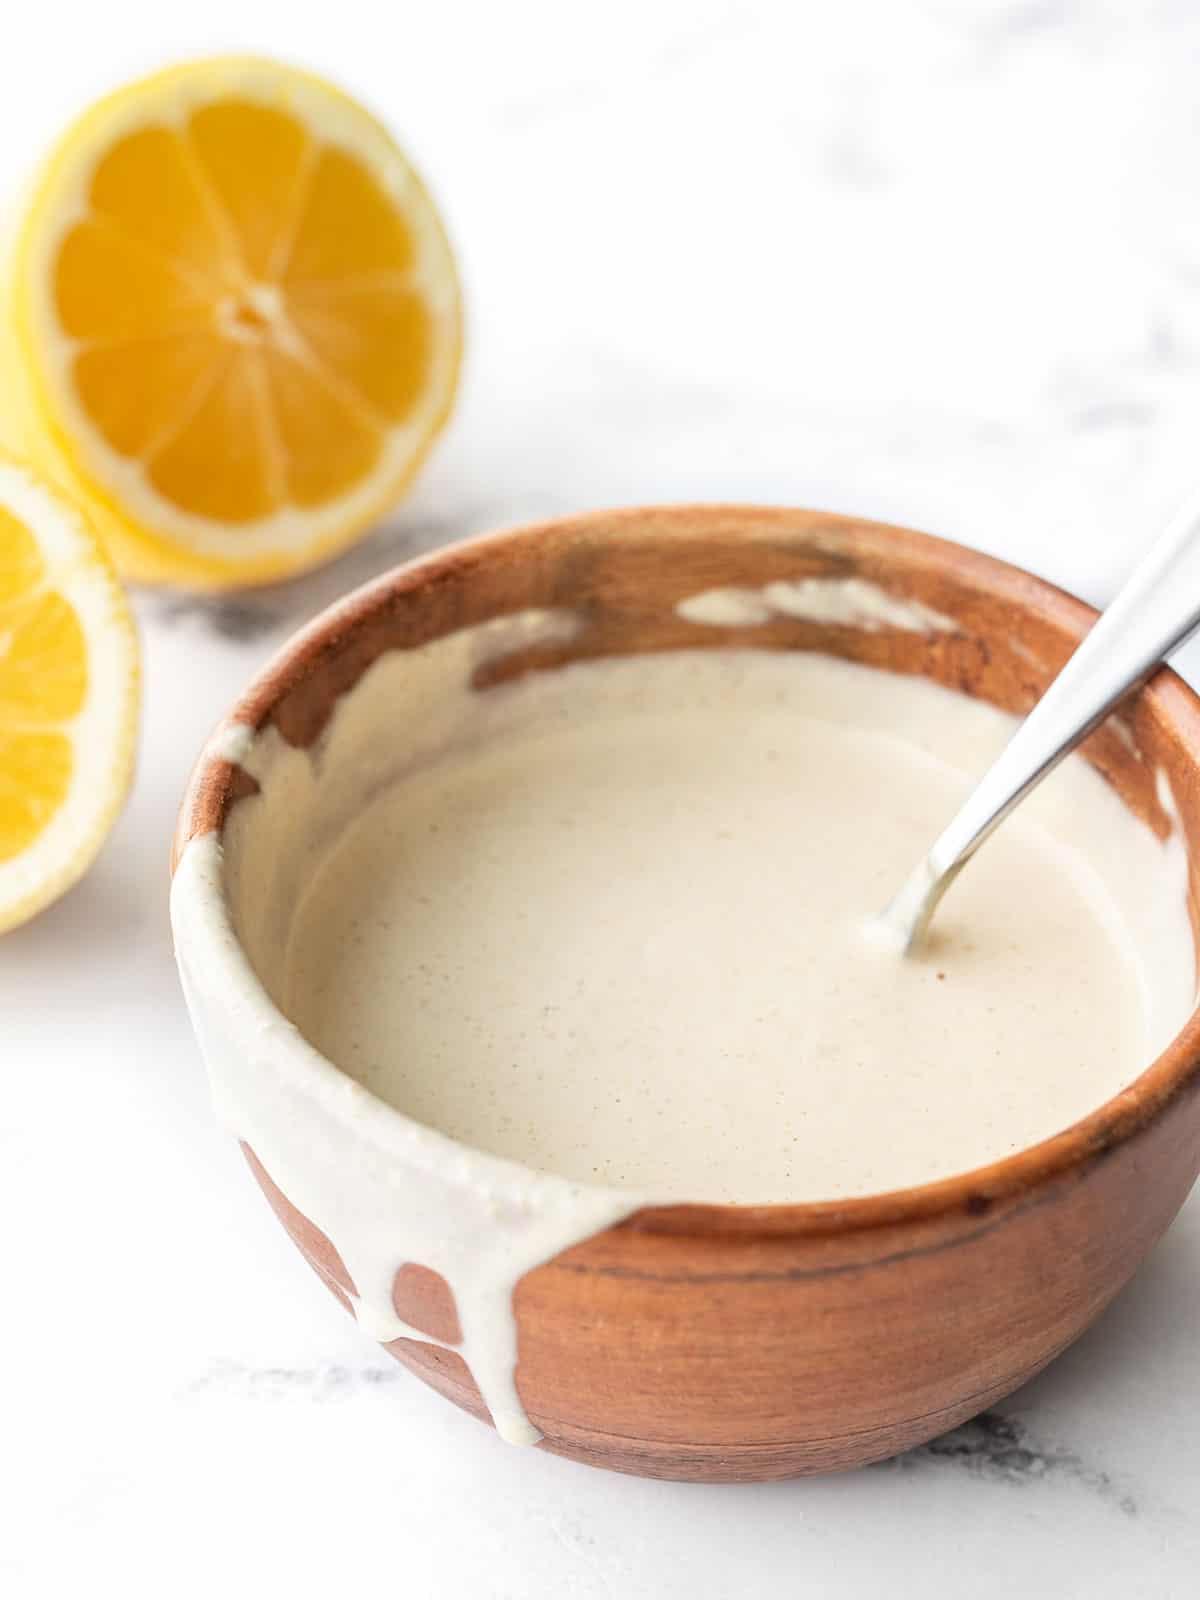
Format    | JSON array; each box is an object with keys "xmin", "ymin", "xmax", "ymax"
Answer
[
  {"xmin": 186, "ymin": 1360, "xmax": 408, "ymax": 1399},
  {"xmin": 888, "ymin": 1411, "xmax": 1139, "ymax": 1517}
]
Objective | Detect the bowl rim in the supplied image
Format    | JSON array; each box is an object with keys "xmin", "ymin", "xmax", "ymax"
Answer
[{"xmin": 171, "ymin": 502, "xmax": 1200, "ymax": 1242}]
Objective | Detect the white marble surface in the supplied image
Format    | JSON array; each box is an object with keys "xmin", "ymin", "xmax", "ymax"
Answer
[{"xmin": 6, "ymin": 1, "xmax": 1200, "ymax": 1593}]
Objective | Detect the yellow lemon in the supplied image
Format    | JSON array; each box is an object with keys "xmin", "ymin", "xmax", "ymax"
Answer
[
  {"xmin": 6, "ymin": 57, "xmax": 462, "ymax": 590},
  {"xmin": 0, "ymin": 453, "xmax": 139, "ymax": 932}
]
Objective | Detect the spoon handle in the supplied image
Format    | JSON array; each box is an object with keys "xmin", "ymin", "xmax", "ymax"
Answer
[{"xmin": 883, "ymin": 490, "xmax": 1200, "ymax": 950}]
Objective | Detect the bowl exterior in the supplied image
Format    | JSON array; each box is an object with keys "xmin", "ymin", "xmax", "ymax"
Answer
[{"xmin": 236, "ymin": 1072, "xmax": 1200, "ymax": 1480}]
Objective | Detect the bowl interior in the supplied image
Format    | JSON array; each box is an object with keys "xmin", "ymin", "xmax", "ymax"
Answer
[{"xmin": 176, "ymin": 505, "xmax": 1200, "ymax": 1228}]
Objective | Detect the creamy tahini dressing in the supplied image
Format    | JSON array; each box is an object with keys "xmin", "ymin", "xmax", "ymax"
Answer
[
  {"xmin": 171, "ymin": 596, "xmax": 1195, "ymax": 1444},
  {"xmin": 676, "ymin": 576, "xmax": 959, "ymax": 633}
]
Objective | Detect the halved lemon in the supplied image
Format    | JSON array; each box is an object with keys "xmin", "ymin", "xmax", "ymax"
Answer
[
  {"xmin": 0, "ymin": 453, "xmax": 139, "ymax": 933},
  {"xmin": 6, "ymin": 57, "xmax": 461, "ymax": 590}
]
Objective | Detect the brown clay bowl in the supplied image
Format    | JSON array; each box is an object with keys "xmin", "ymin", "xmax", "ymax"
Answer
[{"xmin": 170, "ymin": 505, "xmax": 1200, "ymax": 1482}]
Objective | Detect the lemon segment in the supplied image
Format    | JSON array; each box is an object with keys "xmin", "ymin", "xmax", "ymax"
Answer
[{"xmin": 0, "ymin": 455, "xmax": 138, "ymax": 931}]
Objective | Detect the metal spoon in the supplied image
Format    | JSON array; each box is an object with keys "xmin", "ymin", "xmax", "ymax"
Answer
[{"xmin": 879, "ymin": 490, "xmax": 1200, "ymax": 953}]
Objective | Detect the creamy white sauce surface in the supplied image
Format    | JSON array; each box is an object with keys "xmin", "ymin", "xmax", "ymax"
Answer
[
  {"xmin": 281, "ymin": 650, "xmax": 1189, "ymax": 1201},
  {"xmin": 676, "ymin": 575, "xmax": 958, "ymax": 633}
]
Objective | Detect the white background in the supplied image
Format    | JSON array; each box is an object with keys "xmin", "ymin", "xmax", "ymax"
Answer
[{"xmin": 4, "ymin": 2, "xmax": 1200, "ymax": 1594}]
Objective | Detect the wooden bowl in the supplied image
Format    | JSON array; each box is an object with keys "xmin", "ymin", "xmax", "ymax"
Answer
[{"xmin": 171, "ymin": 505, "xmax": 1200, "ymax": 1482}]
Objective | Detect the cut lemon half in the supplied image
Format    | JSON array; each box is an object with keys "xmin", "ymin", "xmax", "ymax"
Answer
[
  {"xmin": 6, "ymin": 57, "xmax": 461, "ymax": 590},
  {"xmin": 0, "ymin": 454, "xmax": 139, "ymax": 933}
]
